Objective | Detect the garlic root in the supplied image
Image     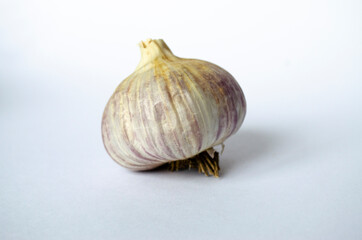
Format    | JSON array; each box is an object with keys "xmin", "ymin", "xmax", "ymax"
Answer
[{"xmin": 167, "ymin": 150, "xmax": 220, "ymax": 177}]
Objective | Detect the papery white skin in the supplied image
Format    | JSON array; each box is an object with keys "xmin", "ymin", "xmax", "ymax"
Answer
[{"xmin": 102, "ymin": 39, "xmax": 246, "ymax": 170}]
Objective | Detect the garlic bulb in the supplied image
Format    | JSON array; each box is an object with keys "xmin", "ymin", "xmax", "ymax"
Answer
[{"xmin": 102, "ymin": 39, "xmax": 246, "ymax": 177}]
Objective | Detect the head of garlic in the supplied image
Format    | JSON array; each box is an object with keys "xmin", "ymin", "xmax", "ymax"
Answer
[{"xmin": 102, "ymin": 39, "xmax": 246, "ymax": 177}]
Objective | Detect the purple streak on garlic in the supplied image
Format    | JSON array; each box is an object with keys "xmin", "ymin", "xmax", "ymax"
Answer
[{"xmin": 102, "ymin": 39, "xmax": 246, "ymax": 172}]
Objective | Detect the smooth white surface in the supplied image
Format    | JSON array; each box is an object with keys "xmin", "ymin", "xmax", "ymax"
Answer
[{"xmin": 1, "ymin": 0, "xmax": 362, "ymax": 239}]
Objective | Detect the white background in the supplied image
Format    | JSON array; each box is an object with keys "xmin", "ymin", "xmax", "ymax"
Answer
[{"xmin": 1, "ymin": 0, "xmax": 361, "ymax": 239}]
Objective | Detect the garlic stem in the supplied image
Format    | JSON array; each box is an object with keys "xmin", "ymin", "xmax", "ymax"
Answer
[{"xmin": 136, "ymin": 39, "xmax": 178, "ymax": 71}]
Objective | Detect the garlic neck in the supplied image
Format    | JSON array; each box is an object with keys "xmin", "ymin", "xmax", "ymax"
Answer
[{"xmin": 136, "ymin": 39, "xmax": 177, "ymax": 70}]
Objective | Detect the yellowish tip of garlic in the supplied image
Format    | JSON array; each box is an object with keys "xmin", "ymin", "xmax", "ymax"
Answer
[{"xmin": 136, "ymin": 39, "xmax": 178, "ymax": 71}]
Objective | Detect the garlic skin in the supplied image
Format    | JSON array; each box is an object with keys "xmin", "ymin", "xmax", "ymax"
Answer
[{"xmin": 102, "ymin": 39, "xmax": 246, "ymax": 171}]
